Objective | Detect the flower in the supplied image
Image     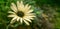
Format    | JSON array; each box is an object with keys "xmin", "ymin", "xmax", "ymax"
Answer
[{"xmin": 8, "ymin": 1, "xmax": 35, "ymax": 25}]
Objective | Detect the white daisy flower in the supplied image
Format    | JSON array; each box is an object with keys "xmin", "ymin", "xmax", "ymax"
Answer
[{"xmin": 8, "ymin": 1, "xmax": 35, "ymax": 25}]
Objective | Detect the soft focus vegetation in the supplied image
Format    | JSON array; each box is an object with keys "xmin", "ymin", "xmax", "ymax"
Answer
[{"xmin": 0, "ymin": 0, "xmax": 60, "ymax": 29}]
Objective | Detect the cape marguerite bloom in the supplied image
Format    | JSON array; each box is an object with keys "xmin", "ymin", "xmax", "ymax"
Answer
[{"xmin": 8, "ymin": 1, "xmax": 35, "ymax": 25}]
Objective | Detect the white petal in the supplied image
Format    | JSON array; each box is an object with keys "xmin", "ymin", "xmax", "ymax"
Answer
[
  {"xmin": 24, "ymin": 4, "xmax": 31, "ymax": 12},
  {"xmin": 18, "ymin": 1, "xmax": 24, "ymax": 11},
  {"xmin": 20, "ymin": 18, "xmax": 23, "ymax": 24},
  {"xmin": 11, "ymin": 3, "xmax": 17, "ymax": 12},
  {"xmin": 19, "ymin": 1, "xmax": 24, "ymax": 11},
  {"xmin": 29, "ymin": 18, "xmax": 34, "ymax": 20},
  {"xmin": 23, "ymin": 19, "xmax": 30, "ymax": 25},
  {"xmin": 27, "ymin": 10, "xmax": 33, "ymax": 13},
  {"xmin": 10, "ymin": 17, "xmax": 17, "ymax": 24},
  {"xmin": 17, "ymin": 1, "xmax": 20, "ymax": 10},
  {"xmin": 27, "ymin": 5, "xmax": 31, "ymax": 10},
  {"xmin": 28, "ymin": 17, "xmax": 34, "ymax": 20},
  {"xmin": 24, "ymin": 18, "xmax": 31, "ymax": 22},
  {"xmin": 20, "ymin": 1, "xmax": 24, "ymax": 7},
  {"xmin": 25, "ymin": 4, "xmax": 29, "ymax": 8},
  {"xmin": 17, "ymin": 17, "xmax": 20, "ymax": 21},
  {"xmin": 8, "ymin": 11, "xmax": 15, "ymax": 14},
  {"xmin": 28, "ymin": 16, "xmax": 36, "ymax": 17},
  {"xmin": 25, "ymin": 13, "xmax": 35, "ymax": 16},
  {"xmin": 24, "ymin": 4, "xmax": 29, "ymax": 11},
  {"xmin": 24, "ymin": 16, "xmax": 34, "ymax": 20},
  {"xmin": 17, "ymin": 1, "xmax": 20, "ymax": 7},
  {"xmin": 10, "ymin": 20, "xmax": 16, "ymax": 24},
  {"xmin": 25, "ymin": 4, "xmax": 31, "ymax": 10},
  {"xmin": 8, "ymin": 15, "xmax": 16, "ymax": 17}
]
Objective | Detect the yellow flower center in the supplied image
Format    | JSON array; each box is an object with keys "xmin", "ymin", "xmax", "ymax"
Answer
[{"xmin": 17, "ymin": 11, "xmax": 24, "ymax": 17}]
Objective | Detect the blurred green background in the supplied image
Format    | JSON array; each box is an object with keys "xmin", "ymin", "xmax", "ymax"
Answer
[{"xmin": 0, "ymin": 0, "xmax": 60, "ymax": 29}]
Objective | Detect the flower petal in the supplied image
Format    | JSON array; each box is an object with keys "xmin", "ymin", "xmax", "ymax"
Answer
[
  {"xmin": 17, "ymin": 1, "xmax": 20, "ymax": 10},
  {"xmin": 20, "ymin": 1, "xmax": 24, "ymax": 8},
  {"xmin": 8, "ymin": 11, "xmax": 14, "ymax": 13},
  {"xmin": 10, "ymin": 17, "xmax": 17, "ymax": 24},
  {"xmin": 25, "ymin": 13, "xmax": 35, "ymax": 16},
  {"xmin": 25, "ymin": 4, "xmax": 31, "ymax": 10},
  {"xmin": 11, "ymin": 3, "xmax": 17, "ymax": 12},
  {"xmin": 23, "ymin": 19, "xmax": 30, "ymax": 25},
  {"xmin": 28, "ymin": 16, "xmax": 36, "ymax": 17},
  {"xmin": 17, "ymin": 1, "xmax": 24, "ymax": 11},
  {"xmin": 8, "ymin": 15, "xmax": 17, "ymax": 17},
  {"xmin": 27, "ymin": 10, "xmax": 33, "ymax": 13},
  {"xmin": 8, "ymin": 11, "xmax": 16, "ymax": 14},
  {"xmin": 24, "ymin": 16, "xmax": 34, "ymax": 20},
  {"xmin": 24, "ymin": 18, "xmax": 31, "ymax": 22},
  {"xmin": 24, "ymin": 4, "xmax": 31, "ymax": 12},
  {"xmin": 20, "ymin": 18, "xmax": 23, "ymax": 24},
  {"xmin": 17, "ymin": 17, "xmax": 20, "ymax": 21}
]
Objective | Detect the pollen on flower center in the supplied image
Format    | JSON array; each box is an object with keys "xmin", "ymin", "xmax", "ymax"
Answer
[{"xmin": 17, "ymin": 11, "xmax": 24, "ymax": 17}]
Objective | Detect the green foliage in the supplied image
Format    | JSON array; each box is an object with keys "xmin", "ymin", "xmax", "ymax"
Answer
[{"xmin": 0, "ymin": 0, "xmax": 60, "ymax": 29}]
